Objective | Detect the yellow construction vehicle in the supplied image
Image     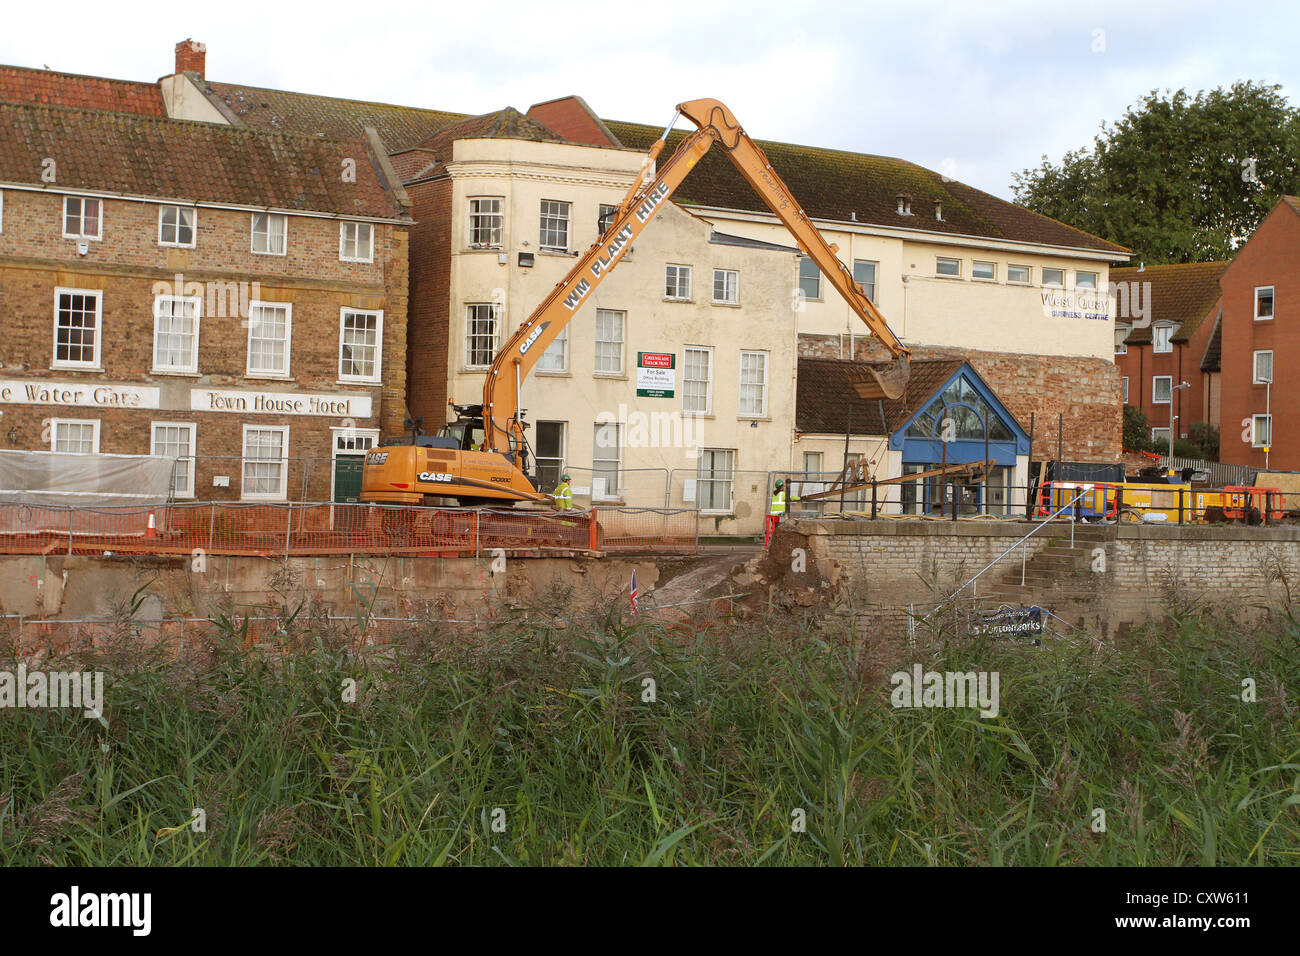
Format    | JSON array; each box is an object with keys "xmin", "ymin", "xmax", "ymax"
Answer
[{"xmin": 363, "ymin": 98, "xmax": 912, "ymax": 507}]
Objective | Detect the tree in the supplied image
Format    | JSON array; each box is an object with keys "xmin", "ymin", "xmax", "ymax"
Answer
[
  {"xmin": 1123, "ymin": 405, "xmax": 1155, "ymax": 452},
  {"xmin": 1012, "ymin": 82, "xmax": 1300, "ymax": 264}
]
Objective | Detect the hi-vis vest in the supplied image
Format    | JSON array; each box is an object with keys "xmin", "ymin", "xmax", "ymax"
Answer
[
  {"xmin": 769, "ymin": 490, "xmax": 787, "ymax": 516},
  {"xmin": 555, "ymin": 482, "xmax": 573, "ymax": 510}
]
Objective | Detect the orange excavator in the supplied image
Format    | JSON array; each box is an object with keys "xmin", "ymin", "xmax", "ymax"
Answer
[{"xmin": 362, "ymin": 98, "xmax": 911, "ymax": 507}]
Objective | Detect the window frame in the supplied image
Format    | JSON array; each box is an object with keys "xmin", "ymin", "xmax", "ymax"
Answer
[
  {"xmin": 1253, "ymin": 349, "xmax": 1274, "ymax": 385},
  {"xmin": 972, "ymin": 260, "xmax": 997, "ymax": 281},
  {"xmin": 738, "ymin": 349, "xmax": 769, "ymax": 418},
  {"xmin": 539, "ymin": 199, "xmax": 571, "ymax": 253},
  {"xmin": 1075, "ymin": 271, "xmax": 1099, "ymax": 290},
  {"xmin": 464, "ymin": 303, "xmax": 500, "ymax": 369},
  {"xmin": 1121, "ymin": 376, "xmax": 1129, "ymax": 404},
  {"xmin": 150, "ymin": 421, "xmax": 197, "ymax": 499},
  {"xmin": 157, "ymin": 205, "xmax": 196, "ymax": 248},
  {"xmin": 592, "ymin": 421, "xmax": 622, "ymax": 501},
  {"xmin": 537, "ymin": 324, "xmax": 569, "ymax": 374},
  {"xmin": 1007, "ymin": 264, "xmax": 1030, "ymax": 284},
  {"xmin": 1152, "ymin": 375, "xmax": 1172, "ymax": 404},
  {"xmin": 338, "ymin": 308, "xmax": 384, "ymax": 383},
  {"xmin": 1255, "ymin": 286, "xmax": 1275, "ymax": 322},
  {"xmin": 52, "ymin": 287, "xmax": 103, "ymax": 370},
  {"xmin": 152, "ymin": 293, "xmax": 203, "ymax": 374},
  {"xmin": 712, "ymin": 268, "xmax": 739, "ymax": 305},
  {"xmin": 665, "ymin": 263, "xmax": 693, "ymax": 301},
  {"xmin": 598, "ymin": 203, "xmax": 618, "ymax": 237},
  {"xmin": 1114, "ymin": 323, "xmax": 1129, "ymax": 355},
  {"xmin": 798, "ymin": 257, "xmax": 822, "ymax": 299},
  {"xmin": 1150, "ymin": 427, "xmax": 1172, "ymax": 446},
  {"xmin": 240, "ymin": 424, "xmax": 290, "ymax": 501},
  {"xmin": 468, "ymin": 196, "xmax": 504, "ymax": 249},
  {"xmin": 245, "ymin": 300, "xmax": 293, "ymax": 378},
  {"xmin": 935, "ymin": 257, "xmax": 961, "ymax": 278},
  {"xmin": 1152, "ymin": 324, "xmax": 1174, "ymax": 354},
  {"xmin": 593, "ymin": 308, "xmax": 625, "ymax": 375},
  {"xmin": 683, "ymin": 345, "xmax": 714, "ymax": 416},
  {"xmin": 339, "ymin": 221, "xmax": 374, "ymax": 263},
  {"xmin": 852, "ymin": 259, "xmax": 878, "ymax": 301},
  {"xmin": 250, "ymin": 212, "xmax": 288, "ymax": 256},
  {"xmin": 49, "ymin": 418, "xmax": 100, "ymax": 455},
  {"xmin": 62, "ymin": 196, "xmax": 102, "ymax": 241},
  {"xmin": 696, "ymin": 447, "xmax": 736, "ymax": 514},
  {"xmin": 1041, "ymin": 267, "xmax": 1065, "ymax": 288},
  {"xmin": 1252, "ymin": 414, "xmax": 1273, "ymax": 449}
]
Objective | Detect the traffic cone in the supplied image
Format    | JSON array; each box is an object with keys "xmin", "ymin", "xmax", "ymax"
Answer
[{"xmin": 145, "ymin": 510, "xmax": 159, "ymax": 540}]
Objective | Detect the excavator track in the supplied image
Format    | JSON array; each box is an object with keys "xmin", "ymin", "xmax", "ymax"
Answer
[{"xmin": 365, "ymin": 505, "xmax": 599, "ymax": 554}]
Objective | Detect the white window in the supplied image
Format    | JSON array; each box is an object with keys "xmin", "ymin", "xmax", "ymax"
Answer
[
  {"xmin": 1153, "ymin": 376, "xmax": 1172, "ymax": 404},
  {"xmin": 151, "ymin": 422, "xmax": 196, "ymax": 498},
  {"xmin": 739, "ymin": 350, "xmax": 768, "ymax": 417},
  {"xmin": 936, "ymin": 257, "xmax": 960, "ymax": 278},
  {"xmin": 972, "ymin": 260, "xmax": 996, "ymax": 280},
  {"xmin": 594, "ymin": 309, "xmax": 624, "ymax": 374},
  {"xmin": 469, "ymin": 197, "xmax": 504, "ymax": 248},
  {"xmin": 1256, "ymin": 286, "xmax": 1274, "ymax": 321},
  {"xmin": 158, "ymin": 206, "xmax": 195, "ymax": 247},
  {"xmin": 153, "ymin": 294, "xmax": 201, "ymax": 373},
  {"xmin": 242, "ymin": 425, "xmax": 289, "ymax": 500},
  {"xmin": 598, "ymin": 203, "xmax": 618, "ymax": 236},
  {"xmin": 666, "ymin": 264, "xmax": 693, "ymax": 300},
  {"xmin": 63, "ymin": 196, "xmax": 101, "ymax": 240},
  {"xmin": 1253, "ymin": 414, "xmax": 1272, "ymax": 448},
  {"xmin": 50, "ymin": 419, "xmax": 99, "ymax": 454},
  {"xmin": 684, "ymin": 346, "xmax": 713, "ymax": 414},
  {"xmin": 53, "ymin": 288, "xmax": 102, "ymax": 369},
  {"xmin": 1153, "ymin": 324, "xmax": 1174, "ymax": 353},
  {"xmin": 339, "ymin": 222, "xmax": 374, "ymax": 263},
  {"xmin": 539, "ymin": 199, "xmax": 571, "ymax": 252},
  {"xmin": 1007, "ymin": 264, "xmax": 1030, "ymax": 284},
  {"xmin": 1121, "ymin": 377, "xmax": 1129, "ymax": 404},
  {"xmin": 798, "ymin": 257, "xmax": 821, "ymax": 299},
  {"xmin": 246, "ymin": 301, "xmax": 292, "ymax": 377},
  {"xmin": 852, "ymin": 260, "xmax": 877, "ymax": 301},
  {"xmin": 1075, "ymin": 271, "xmax": 1098, "ymax": 290},
  {"xmin": 538, "ymin": 325, "xmax": 568, "ymax": 373},
  {"xmin": 339, "ymin": 308, "xmax": 383, "ymax": 382},
  {"xmin": 713, "ymin": 269, "xmax": 739, "ymax": 304},
  {"xmin": 803, "ymin": 451, "xmax": 824, "ymax": 477},
  {"xmin": 534, "ymin": 421, "xmax": 566, "ymax": 492},
  {"xmin": 465, "ymin": 303, "xmax": 499, "ymax": 368},
  {"xmin": 1254, "ymin": 350, "xmax": 1274, "ymax": 384},
  {"xmin": 696, "ymin": 448, "xmax": 735, "ymax": 512},
  {"xmin": 592, "ymin": 421, "xmax": 621, "ymax": 500},
  {"xmin": 1151, "ymin": 427, "xmax": 1172, "ymax": 446},
  {"xmin": 251, "ymin": 212, "xmax": 287, "ymax": 255},
  {"xmin": 1115, "ymin": 324, "xmax": 1129, "ymax": 354},
  {"xmin": 1042, "ymin": 267, "xmax": 1065, "ymax": 287}
]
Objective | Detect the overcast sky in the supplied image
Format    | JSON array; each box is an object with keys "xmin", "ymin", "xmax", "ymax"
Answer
[{"xmin": 4, "ymin": 0, "xmax": 1296, "ymax": 200}]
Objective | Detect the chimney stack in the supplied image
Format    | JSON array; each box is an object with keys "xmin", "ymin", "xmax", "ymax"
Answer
[{"xmin": 175, "ymin": 38, "xmax": 206, "ymax": 78}]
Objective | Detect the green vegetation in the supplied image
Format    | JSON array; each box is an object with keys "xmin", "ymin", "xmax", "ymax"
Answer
[{"xmin": 2, "ymin": 601, "xmax": 1297, "ymax": 865}]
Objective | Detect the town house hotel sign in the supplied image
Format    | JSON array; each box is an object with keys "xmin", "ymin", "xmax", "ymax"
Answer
[{"xmin": 0, "ymin": 380, "xmax": 370, "ymax": 419}]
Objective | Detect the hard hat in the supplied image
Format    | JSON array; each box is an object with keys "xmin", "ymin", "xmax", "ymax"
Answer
[
  {"xmin": 775, "ymin": 478, "xmax": 785, "ymax": 487},
  {"xmin": 561, "ymin": 474, "xmax": 571, "ymax": 481}
]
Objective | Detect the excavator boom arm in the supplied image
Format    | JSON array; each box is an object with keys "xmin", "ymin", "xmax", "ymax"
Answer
[{"xmin": 482, "ymin": 98, "xmax": 910, "ymax": 453}]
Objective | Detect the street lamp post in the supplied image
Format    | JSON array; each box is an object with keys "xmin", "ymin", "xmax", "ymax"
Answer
[{"xmin": 1169, "ymin": 381, "xmax": 1191, "ymax": 472}]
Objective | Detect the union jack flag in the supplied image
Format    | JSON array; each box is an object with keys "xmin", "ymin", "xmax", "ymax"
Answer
[{"xmin": 630, "ymin": 570, "xmax": 639, "ymax": 616}]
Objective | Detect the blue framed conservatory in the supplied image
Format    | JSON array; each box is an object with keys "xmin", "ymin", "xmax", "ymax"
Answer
[{"xmin": 889, "ymin": 364, "xmax": 1031, "ymax": 516}]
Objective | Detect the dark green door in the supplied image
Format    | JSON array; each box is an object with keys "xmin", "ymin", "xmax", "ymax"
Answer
[{"xmin": 334, "ymin": 455, "xmax": 365, "ymax": 503}]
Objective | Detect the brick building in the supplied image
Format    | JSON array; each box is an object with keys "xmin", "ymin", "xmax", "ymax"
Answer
[
  {"xmin": 1217, "ymin": 197, "xmax": 1300, "ymax": 470},
  {"xmin": 0, "ymin": 99, "xmax": 412, "ymax": 501},
  {"xmin": 1112, "ymin": 261, "xmax": 1227, "ymax": 445}
]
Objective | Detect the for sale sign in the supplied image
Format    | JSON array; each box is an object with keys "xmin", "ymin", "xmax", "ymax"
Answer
[{"xmin": 636, "ymin": 352, "xmax": 676, "ymax": 398}]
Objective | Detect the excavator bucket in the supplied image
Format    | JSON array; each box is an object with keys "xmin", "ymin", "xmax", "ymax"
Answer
[{"xmin": 862, "ymin": 355, "xmax": 910, "ymax": 401}]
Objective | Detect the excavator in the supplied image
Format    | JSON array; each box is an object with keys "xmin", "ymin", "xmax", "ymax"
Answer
[{"xmin": 362, "ymin": 98, "xmax": 911, "ymax": 507}]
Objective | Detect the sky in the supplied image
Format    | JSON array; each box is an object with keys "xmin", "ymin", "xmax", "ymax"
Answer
[{"xmin": 3, "ymin": 0, "xmax": 1297, "ymax": 200}]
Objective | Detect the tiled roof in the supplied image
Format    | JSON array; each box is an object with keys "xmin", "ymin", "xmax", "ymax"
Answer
[
  {"xmin": 0, "ymin": 64, "xmax": 165, "ymax": 115},
  {"xmin": 200, "ymin": 80, "xmax": 467, "ymax": 151},
  {"xmin": 797, "ymin": 358, "xmax": 965, "ymax": 435},
  {"xmin": 1111, "ymin": 261, "xmax": 1228, "ymax": 345},
  {"xmin": 0, "ymin": 103, "xmax": 409, "ymax": 219},
  {"xmin": 1200, "ymin": 309, "xmax": 1223, "ymax": 372},
  {"xmin": 527, "ymin": 96, "xmax": 621, "ymax": 147},
  {"xmin": 604, "ymin": 119, "xmax": 1128, "ymax": 255},
  {"xmin": 396, "ymin": 108, "xmax": 566, "ymax": 183}
]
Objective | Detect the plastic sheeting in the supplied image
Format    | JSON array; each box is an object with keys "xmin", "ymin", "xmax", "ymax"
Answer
[{"xmin": 0, "ymin": 449, "xmax": 175, "ymax": 508}]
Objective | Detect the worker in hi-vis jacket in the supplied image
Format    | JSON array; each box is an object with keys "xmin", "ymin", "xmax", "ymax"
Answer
[{"xmin": 765, "ymin": 478, "xmax": 797, "ymax": 546}]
